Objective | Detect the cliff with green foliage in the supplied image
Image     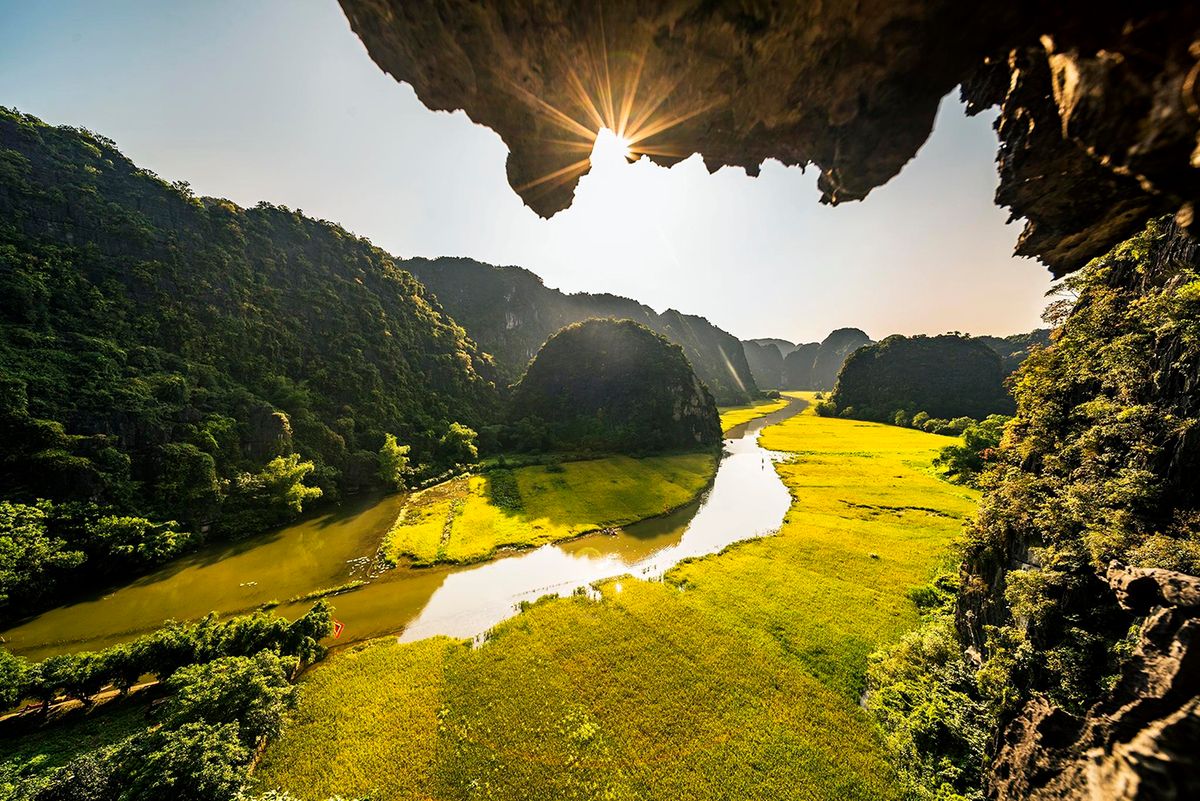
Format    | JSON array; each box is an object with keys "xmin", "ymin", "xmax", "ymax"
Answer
[
  {"xmin": 507, "ymin": 319, "xmax": 721, "ymax": 454},
  {"xmin": 0, "ymin": 108, "xmax": 496, "ymax": 619},
  {"xmin": 867, "ymin": 219, "xmax": 1200, "ymax": 800},
  {"xmin": 404, "ymin": 257, "xmax": 758, "ymax": 405},
  {"xmin": 830, "ymin": 334, "xmax": 1015, "ymax": 422}
]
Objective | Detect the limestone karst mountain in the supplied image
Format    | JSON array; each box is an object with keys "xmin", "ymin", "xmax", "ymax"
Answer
[
  {"xmin": 405, "ymin": 257, "xmax": 759, "ymax": 405},
  {"xmin": 508, "ymin": 318, "xmax": 722, "ymax": 453}
]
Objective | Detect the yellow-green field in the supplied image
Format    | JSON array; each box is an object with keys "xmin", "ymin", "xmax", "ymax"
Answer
[
  {"xmin": 717, "ymin": 396, "xmax": 790, "ymax": 432},
  {"xmin": 383, "ymin": 454, "xmax": 718, "ymax": 565},
  {"xmin": 255, "ymin": 396, "xmax": 977, "ymax": 800}
]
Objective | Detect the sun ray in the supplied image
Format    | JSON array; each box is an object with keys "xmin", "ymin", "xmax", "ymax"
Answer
[
  {"xmin": 497, "ymin": 22, "xmax": 727, "ymax": 197},
  {"xmin": 616, "ymin": 46, "xmax": 648, "ymax": 138},
  {"xmin": 514, "ymin": 156, "xmax": 593, "ymax": 194}
]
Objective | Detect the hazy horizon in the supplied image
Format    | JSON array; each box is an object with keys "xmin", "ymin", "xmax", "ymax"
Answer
[{"xmin": 0, "ymin": 0, "xmax": 1054, "ymax": 344}]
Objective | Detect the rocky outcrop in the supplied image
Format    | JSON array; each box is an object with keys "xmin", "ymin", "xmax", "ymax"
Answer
[
  {"xmin": 830, "ymin": 334, "xmax": 1014, "ymax": 421},
  {"xmin": 989, "ymin": 564, "xmax": 1200, "ymax": 801},
  {"xmin": 748, "ymin": 338, "xmax": 797, "ymax": 358},
  {"xmin": 810, "ymin": 328, "xmax": 873, "ymax": 391},
  {"xmin": 338, "ymin": 1, "xmax": 1200, "ymax": 274}
]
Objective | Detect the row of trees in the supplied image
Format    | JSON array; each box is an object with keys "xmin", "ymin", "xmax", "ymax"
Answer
[
  {"xmin": 2, "ymin": 603, "xmax": 333, "ymax": 800},
  {"xmin": 0, "ymin": 601, "xmax": 332, "ymax": 712}
]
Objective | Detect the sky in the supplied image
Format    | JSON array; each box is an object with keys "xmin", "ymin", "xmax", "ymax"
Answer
[{"xmin": 0, "ymin": 0, "xmax": 1053, "ymax": 344}]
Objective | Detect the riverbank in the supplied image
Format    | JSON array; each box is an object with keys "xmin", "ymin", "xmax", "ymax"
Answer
[
  {"xmin": 718, "ymin": 396, "xmax": 790, "ymax": 433},
  {"xmin": 383, "ymin": 453, "xmax": 718, "ymax": 566},
  {"xmin": 2, "ymin": 399, "xmax": 796, "ymax": 662},
  {"xmin": 253, "ymin": 394, "xmax": 977, "ymax": 800}
]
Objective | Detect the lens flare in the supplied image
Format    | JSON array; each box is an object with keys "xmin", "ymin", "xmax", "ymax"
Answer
[{"xmin": 504, "ymin": 27, "xmax": 722, "ymax": 201}]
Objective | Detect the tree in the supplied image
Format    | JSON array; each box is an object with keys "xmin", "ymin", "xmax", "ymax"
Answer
[
  {"xmin": 86, "ymin": 515, "xmax": 191, "ymax": 566},
  {"xmin": 29, "ymin": 747, "xmax": 117, "ymax": 801},
  {"xmin": 58, "ymin": 652, "xmax": 106, "ymax": 705},
  {"xmin": 24, "ymin": 653, "xmax": 77, "ymax": 711},
  {"xmin": 223, "ymin": 454, "xmax": 322, "ymax": 536},
  {"xmin": 934, "ymin": 415, "xmax": 1009, "ymax": 486},
  {"xmin": 164, "ymin": 651, "xmax": 297, "ymax": 743},
  {"xmin": 258, "ymin": 454, "xmax": 322, "ymax": 516},
  {"xmin": 439, "ymin": 422, "xmax": 479, "ymax": 466},
  {"xmin": 117, "ymin": 722, "xmax": 250, "ymax": 801},
  {"xmin": 0, "ymin": 501, "xmax": 85, "ymax": 608},
  {"xmin": 101, "ymin": 642, "xmax": 146, "ymax": 695},
  {"xmin": 377, "ymin": 433, "xmax": 411, "ymax": 490},
  {"xmin": 0, "ymin": 646, "xmax": 26, "ymax": 709},
  {"xmin": 153, "ymin": 443, "xmax": 221, "ymax": 523}
]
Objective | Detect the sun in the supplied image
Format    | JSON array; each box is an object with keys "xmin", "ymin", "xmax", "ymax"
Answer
[{"xmin": 590, "ymin": 128, "xmax": 634, "ymax": 165}]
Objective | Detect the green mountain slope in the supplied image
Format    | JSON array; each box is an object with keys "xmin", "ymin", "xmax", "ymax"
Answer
[
  {"xmin": 829, "ymin": 334, "xmax": 1015, "ymax": 421},
  {"xmin": 0, "ymin": 108, "xmax": 496, "ymax": 616},
  {"xmin": 404, "ymin": 257, "xmax": 758, "ymax": 405},
  {"xmin": 508, "ymin": 319, "xmax": 721, "ymax": 453}
]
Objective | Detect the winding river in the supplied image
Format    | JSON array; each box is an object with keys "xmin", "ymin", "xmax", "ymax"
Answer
[{"xmin": 1, "ymin": 399, "xmax": 805, "ymax": 661}]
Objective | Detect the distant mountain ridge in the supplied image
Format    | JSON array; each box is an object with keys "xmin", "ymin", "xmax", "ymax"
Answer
[
  {"xmin": 404, "ymin": 257, "xmax": 759, "ymax": 405},
  {"xmin": 743, "ymin": 328, "xmax": 1051, "ymax": 393},
  {"xmin": 741, "ymin": 329, "xmax": 872, "ymax": 391}
]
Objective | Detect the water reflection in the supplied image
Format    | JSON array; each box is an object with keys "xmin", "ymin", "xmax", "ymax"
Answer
[{"xmin": 2, "ymin": 399, "xmax": 804, "ymax": 659}]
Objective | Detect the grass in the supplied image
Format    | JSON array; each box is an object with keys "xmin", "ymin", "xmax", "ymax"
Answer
[
  {"xmin": 717, "ymin": 396, "xmax": 790, "ymax": 433},
  {"xmin": 256, "ymin": 395, "xmax": 977, "ymax": 800},
  {"xmin": 383, "ymin": 453, "xmax": 718, "ymax": 566}
]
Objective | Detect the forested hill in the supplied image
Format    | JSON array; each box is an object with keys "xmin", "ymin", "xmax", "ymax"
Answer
[
  {"xmin": 0, "ymin": 108, "xmax": 496, "ymax": 617},
  {"xmin": 404, "ymin": 257, "xmax": 759, "ymax": 405},
  {"xmin": 508, "ymin": 319, "xmax": 721, "ymax": 453},
  {"xmin": 828, "ymin": 333, "xmax": 1015, "ymax": 421}
]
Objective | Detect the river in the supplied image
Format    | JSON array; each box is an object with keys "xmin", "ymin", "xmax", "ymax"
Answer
[{"xmin": 1, "ymin": 398, "xmax": 805, "ymax": 660}]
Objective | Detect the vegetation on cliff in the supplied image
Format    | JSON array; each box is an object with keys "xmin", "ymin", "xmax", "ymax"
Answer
[
  {"xmin": 866, "ymin": 218, "xmax": 1200, "ymax": 799},
  {"xmin": 505, "ymin": 319, "xmax": 721, "ymax": 454},
  {"xmin": 0, "ymin": 108, "xmax": 495, "ymax": 620},
  {"xmin": 828, "ymin": 334, "xmax": 1015, "ymax": 423},
  {"xmin": 404, "ymin": 257, "xmax": 758, "ymax": 405}
]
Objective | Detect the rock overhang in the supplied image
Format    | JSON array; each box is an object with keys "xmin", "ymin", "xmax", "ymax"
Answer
[{"xmin": 339, "ymin": 0, "xmax": 1200, "ymax": 275}]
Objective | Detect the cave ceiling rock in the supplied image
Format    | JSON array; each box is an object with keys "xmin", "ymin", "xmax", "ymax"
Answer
[{"xmin": 340, "ymin": 0, "xmax": 1200, "ymax": 275}]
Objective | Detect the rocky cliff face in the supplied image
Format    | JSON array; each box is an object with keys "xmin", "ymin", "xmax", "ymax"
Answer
[
  {"xmin": 989, "ymin": 564, "xmax": 1200, "ymax": 801},
  {"xmin": 741, "ymin": 340, "xmax": 786, "ymax": 390},
  {"xmin": 338, "ymin": 0, "xmax": 1200, "ymax": 274},
  {"xmin": 809, "ymin": 328, "xmax": 873, "ymax": 391},
  {"xmin": 782, "ymin": 342, "xmax": 821, "ymax": 390}
]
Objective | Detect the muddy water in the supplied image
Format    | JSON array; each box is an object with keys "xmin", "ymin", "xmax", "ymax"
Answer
[{"xmin": 2, "ymin": 399, "xmax": 805, "ymax": 660}]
